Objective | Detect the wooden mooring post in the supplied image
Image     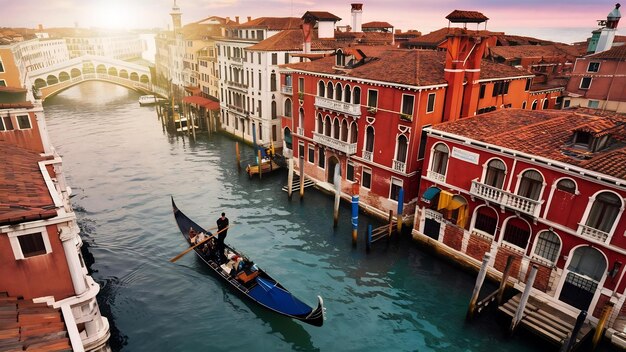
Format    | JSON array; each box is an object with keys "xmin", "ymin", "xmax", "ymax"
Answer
[
  {"xmin": 257, "ymin": 150, "xmax": 263, "ymax": 179},
  {"xmin": 466, "ymin": 253, "xmax": 491, "ymax": 321},
  {"xmin": 287, "ymin": 157, "xmax": 294, "ymax": 199},
  {"xmin": 497, "ymin": 255, "xmax": 515, "ymax": 306},
  {"xmin": 366, "ymin": 224, "xmax": 372, "ymax": 252},
  {"xmin": 592, "ymin": 301, "xmax": 614, "ymax": 350},
  {"xmin": 333, "ymin": 166, "xmax": 341, "ymax": 228},
  {"xmin": 560, "ymin": 310, "xmax": 587, "ymax": 352},
  {"xmin": 299, "ymin": 157, "xmax": 305, "ymax": 199},
  {"xmin": 387, "ymin": 210, "xmax": 394, "ymax": 238},
  {"xmin": 509, "ymin": 265, "xmax": 538, "ymax": 335},
  {"xmin": 235, "ymin": 142, "xmax": 241, "ymax": 172}
]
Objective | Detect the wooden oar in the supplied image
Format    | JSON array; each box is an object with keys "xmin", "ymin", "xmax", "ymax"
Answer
[{"xmin": 170, "ymin": 225, "xmax": 231, "ymax": 263}]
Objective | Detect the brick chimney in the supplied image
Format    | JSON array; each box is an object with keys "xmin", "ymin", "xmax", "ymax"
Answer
[
  {"xmin": 351, "ymin": 3, "xmax": 363, "ymax": 32},
  {"xmin": 235, "ymin": 16, "xmax": 240, "ymax": 24},
  {"xmin": 247, "ymin": 16, "xmax": 252, "ymax": 22}
]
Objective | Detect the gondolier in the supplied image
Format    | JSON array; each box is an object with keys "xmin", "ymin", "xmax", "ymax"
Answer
[{"xmin": 216, "ymin": 212, "xmax": 229, "ymax": 262}]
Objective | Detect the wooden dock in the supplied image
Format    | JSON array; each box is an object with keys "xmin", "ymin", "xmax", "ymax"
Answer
[
  {"xmin": 498, "ymin": 293, "xmax": 593, "ymax": 349},
  {"xmin": 281, "ymin": 174, "xmax": 315, "ymax": 192}
]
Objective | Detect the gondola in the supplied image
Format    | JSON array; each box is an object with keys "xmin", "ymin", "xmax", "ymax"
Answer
[{"xmin": 171, "ymin": 197, "xmax": 325, "ymax": 327}]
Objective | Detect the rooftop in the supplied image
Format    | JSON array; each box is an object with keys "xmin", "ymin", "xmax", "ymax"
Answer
[
  {"xmin": 431, "ymin": 108, "xmax": 626, "ymax": 180},
  {"xmin": 445, "ymin": 10, "xmax": 489, "ymax": 23},
  {"xmin": 587, "ymin": 44, "xmax": 626, "ymax": 60},
  {"xmin": 227, "ymin": 17, "xmax": 301, "ymax": 31}
]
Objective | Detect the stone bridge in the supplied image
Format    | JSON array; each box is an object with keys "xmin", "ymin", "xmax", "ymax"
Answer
[{"xmin": 29, "ymin": 55, "xmax": 163, "ymax": 100}]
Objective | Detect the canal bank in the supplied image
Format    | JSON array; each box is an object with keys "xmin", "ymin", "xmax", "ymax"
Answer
[{"xmin": 41, "ymin": 81, "xmax": 615, "ymax": 351}]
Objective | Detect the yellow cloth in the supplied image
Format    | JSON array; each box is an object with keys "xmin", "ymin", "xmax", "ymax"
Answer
[{"xmin": 437, "ymin": 191, "xmax": 453, "ymax": 210}]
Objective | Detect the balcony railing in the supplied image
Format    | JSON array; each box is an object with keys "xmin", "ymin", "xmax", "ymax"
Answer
[
  {"xmin": 226, "ymin": 80, "xmax": 248, "ymax": 91},
  {"xmin": 313, "ymin": 132, "xmax": 357, "ymax": 155},
  {"xmin": 362, "ymin": 150, "xmax": 373, "ymax": 161},
  {"xmin": 392, "ymin": 159, "xmax": 406, "ymax": 173},
  {"xmin": 297, "ymin": 127, "xmax": 304, "ymax": 136},
  {"xmin": 227, "ymin": 104, "xmax": 246, "ymax": 114},
  {"xmin": 470, "ymin": 180, "xmax": 542, "ymax": 218},
  {"xmin": 578, "ymin": 224, "xmax": 609, "ymax": 243},
  {"xmin": 427, "ymin": 170, "xmax": 446, "ymax": 183},
  {"xmin": 281, "ymin": 85, "xmax": 293, "ymax": 95},
  {"xmin": 315, "ymin": 96, "xmax": 361, "ymax": 117}
]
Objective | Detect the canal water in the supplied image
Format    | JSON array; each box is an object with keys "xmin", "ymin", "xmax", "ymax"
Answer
[{"xmin": 42, "ymin": 81, "xmax": 564, "ymax": 351}]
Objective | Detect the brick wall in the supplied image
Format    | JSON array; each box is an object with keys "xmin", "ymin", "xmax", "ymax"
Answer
[
  {"xmin": 526, "ymin": 261, "xmax": 553, "ymax": 293},
  {"xmin": 443, "ymin": 224, "xmax": 464, "ymax": 251},
  {"xmin": 593, "ymin": 294, "xmax": 611, "ymax": 319},
  {"xmin": 466, "ymin": 233, "xmax": 492, "ymax": 261},
  {"xmin": 495, "ymin": 246, "xmax": 523, "ymax": 279}
]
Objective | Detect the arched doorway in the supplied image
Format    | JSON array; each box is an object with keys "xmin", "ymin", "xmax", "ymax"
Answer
[
  {"xmin": 327, "ymin": 156, "xmax": 339, "ymax": 184},
  {"xmin": 558, "ymin": 246, "xmax": 607, "ymax": 311},
  {"xmin": 283, "ymin": 127, "xmax": 292, "ymax": 150}
]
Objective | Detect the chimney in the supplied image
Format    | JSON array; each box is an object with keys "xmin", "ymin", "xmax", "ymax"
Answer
[
  {"xmin": 595, "ymin": 3, "xmax": 621, "ymax": 53},
  {"xmin": 302, "ymin": 16, "xmax": 313, "ymax": 53},
  {"xmin": 235, "ymin": 16, "xmax": 240, "ymax": 24},
  {"xmin": 247, "ymin": 16, "xmax": 252, "ymax": 22},
  {"xmin": 226, "ymin": 16, "xmax": 230, "ymax": 23},
  {"xmin": 351, "ymin": 3, "xmax": 363, "ymax": 32}
]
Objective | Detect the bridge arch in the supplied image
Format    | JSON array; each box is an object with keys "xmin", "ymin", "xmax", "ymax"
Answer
[
  {"xmin": 130, "ymin": 72, "xmax": 139, "ymax": 81},
  {"xmin": 119, "ymin": 70, "xmax": 128, "ymax": 79},
  {"xmin": 59, "ymin": 71, "xmax": 70, "ymax": 82},
  {"xmin": 71, "ymin": 68, "xmax": 81, "ymax": 78},
  {"xmin": 96, "ymin": 64, "xmax": 107, "ymax": 74},
  {"xmin": 47, "ymin": 75, "xmax": 58, "ymax": 85},
  {"xmin": 34, "ymin": 78, "xmax": 47, "ymax": 89},
  {"xmin": 108, "ymin": 67, "xmax": 118, "ymax": 76},
  {"xmin": 83, "ymin": 62, "xmax": 95, "ymax": 74},
  {"xmin": 140, "ymin": 74, "xmax": 149, "ymax": 83}
]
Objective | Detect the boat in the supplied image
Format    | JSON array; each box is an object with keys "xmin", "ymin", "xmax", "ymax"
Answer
[
  {"xmin": 171, "ymin": 197, "xmax": 325, "ymax": 326},
  {"xmin": 138, "ymin": 95, "xmax": 162, "ymax": 106},
  {"xmin": 246, "ymin": 144, "xmax": 285, "ymax": 178},
  {"xmin": 174, "ymin": 115, "xmax": 198, "ymax": 132}
]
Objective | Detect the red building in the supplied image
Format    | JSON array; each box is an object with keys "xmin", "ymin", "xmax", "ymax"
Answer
[
  {"xmin": 414, "ymin": 107, "xmax": 626, "ymax": 344},
  {"xmin": 280, "ymin": 17, "xmax": 536, "ymax": 220}
]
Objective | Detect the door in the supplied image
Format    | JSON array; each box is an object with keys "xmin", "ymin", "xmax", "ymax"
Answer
[
  {"xmin": 327, "ymin": 156, "xmax": 339, "ymax": 184},
  {"xmin": 558, "ymin": 246, "xmax": 606, "ymax": 311},
  {"xmin": 424, "ymin": 218, "xmax": 441, "ymax": 240}
]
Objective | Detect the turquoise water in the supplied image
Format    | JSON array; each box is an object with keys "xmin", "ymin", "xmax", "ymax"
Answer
[{"xmin": 43, "ymin": 81, "xmax": 572, "ymax": 351}]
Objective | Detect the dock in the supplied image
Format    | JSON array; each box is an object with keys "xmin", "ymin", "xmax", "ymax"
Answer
[
  {"xmin": 281, "ymin": 174, "xmax": 315, "ymax": 192},
  {"xmin": 498, "ymin": 293, "xmax": 593, "ymax": 349}
]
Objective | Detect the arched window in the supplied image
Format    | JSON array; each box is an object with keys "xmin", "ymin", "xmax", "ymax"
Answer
[
  {"xmin": 473, "ymin": 206, "xmax": 498, "ymax": 237},
  {"xmin": 542, "ymin": 99, "xmax": 549, "ymax": 109},
  {"xmin": 353, "ymin": 87, "xmax": 361, "ymax": 104},
  {"xmin": 270, "ymin": 73, "xmax": 277, "ymax": 91},
  {"xmin": 271, "ymin": 101, "xmax": 277, "ymax": 119},
  {"xmin": 533, "ymin": 230, "xmax": 561, "ymax": 263},
  {"xmin": 484, "ymin": 159, "xmax": 506, "ymax": 189},
  {"xmin": 333, "ymin": 118, "xmax": 340, "ymax": 139},
  {"xmin": 335, "ymin": 83, "xmax": 342, "ymax": 100},
  {"xmin": 350, "ymin": 122, "xmax": 358, "ymax": 143},
  {"xmin": 502, "ymin": 217, "xmax": 531, "ymax": 250},
  {"xmin": 556, "ymin": 179, "xmax": 576, "ymax": 194},
  {"xmin": 521, "ymin": 101, "xmax": 527, "ymax": 109},
  {"xmin": 396, "ymin": 135, "xmax": 408, "ymax": 163},
  {"xmin": 365, "ymin": 126, "xmax": 374, "ymax": 152},
  {"xmin": 341, "ymin": 120, "xmax": 348, "ymax": 142},
  {"xmin": 317, "ymin": 113, "xmax": 323, "ymax": 134},
  {"xmin": 318, "ymin": 81, "xmax": 325, "ymax": 97},
  {"xmin": 324, "ymin": 116, "xmax": 332, "ymax": 136},
  {"xmin": 517, "ymin": 170, "xmax": 543, "ymax": 200},
  {"xmin": 284, "ymin": 99, "xmax": 292, "ymax": 117},
  {"xmin": 344, "ymin": 85, "xmax": 351, "ymax": 103},
  {"xmin": 431, "ymin": 143, "xmax": 449, "ymax": 175},
  {"xmin": 531, "ymin": 100, "xmax": 538, "ymax": 110},
  {"xmin": 327, "ymin": 82, "xmax": 334, "ymax": 100},
  {"xmin": 585, "ymin": 192, "xmax": 621, "ymax": 233}
]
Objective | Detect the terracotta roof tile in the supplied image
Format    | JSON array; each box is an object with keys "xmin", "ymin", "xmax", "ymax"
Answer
[
  {"xmin": 431, "ymin": 108, "xmax": 626, "ymax": 180},
  {"xmin": 488, "ymin": 44, "xmax": 580, "ymax": 61},
  {"xmin": 587, "ymin": 44, "xmax": 626, "ymax": 60},
  {"xmin": 446, "ymin": 10, "xmax": 489, "ymax": 23},
  {"xmin": 285, "ymin": 49, "xmax": 528, "ymax": 86},
  {"xmin": 404, "ymin": 27, "xmax": 557, "ymax": 48},
  {"xmin": 362, "ymin": 21, "xmax": 393, "ymax": 29},
  {"xmin": 228, "ymin": 17, "xmax": 301, "ymax": 31},
  {"xmin": 248, "ymin": 29, "xmax": 395, "ymax": 51},
  {"xmin": 302, "ymin": 11, "xmax": 342, "ymax": 22},
  {"xmin": 0, "ymin": 141, "xmax": 56, "ymax": 225}
]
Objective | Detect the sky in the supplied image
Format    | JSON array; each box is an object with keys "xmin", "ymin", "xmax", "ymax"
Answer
[{"xmin": 1, "ymin": 0, "xmax": 621, "ymax": 44}]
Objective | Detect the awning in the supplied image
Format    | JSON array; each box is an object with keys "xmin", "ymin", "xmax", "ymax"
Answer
[
  {"xmin": 181, "ymin": 96, "xmax": 220, "ymax": 110},
  {"xmin": 421, "ymin": 186, "xmax": 441, "ymax": 204}
]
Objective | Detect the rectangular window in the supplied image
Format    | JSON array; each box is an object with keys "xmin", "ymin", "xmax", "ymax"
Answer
[
  {"xmin": 257, "ymin": 53, "xmax": 261, "ymax": 64},
  {"xmin": 16, "ymin": 115, "xmax": 31, "ymax": 129},
  {"xmin": 588, "ymin": 100, "xmax": 599, "ymax": 108},
  {"xmin": 272, "ymin": 53, "xmax": 278, "ymax": 65},
  {"xmin": 308, "ymin": 145, "xmax": 315, "ymax": 163},
  {"xmin": 580, "ymin": 77, "xmax": 592, "ymax": 89},
  {"xmin": 367, "ymin": 89, "xmax": 378, "ymax": 108},
  {"xmin": 0, "ymin": 58, "xmax": 4, "ymax": 72},
  {"xmin": 525, "ymin": 78, "xmax": 532, "ymax": 91},
  {"xmin": 426, "ymin": 93, "xmax": 436, "ymax": 113},
  {"xmin": 401, "ymin": 94, "xmax": 414, "ymax": 116},
  {"xmin": 318, "ymin": 148, "xmax": 325, "ymax": 169},
  {"xmin": 492, "ymin": 81, "xmax": 510, "ymax": 96},
  {"xmin": 0, "ymin": 80, "xmax": 6, "ymax": 87},
  {"xmin": 272, "ymin": 125, "xmax": 277, "ymax": 141},
  {"xmin": 389, "ymin": 178, "xmax": 403, "ymax": 201},
  {"xmin": 284, "ymin": 53, "xmax": 289, "ymax": 64},
  {"xmin": 418, "ymin": 125, "xmax": 430, "ymax": 160},
  {"xmin": 2, "ymin": 116, "xmax": 13, "ymax": 131},
  {"xmin": 362, "ymin": 167, "xmax": 372, "ymax": 189},
  {"xmin": 479, "ymin": 84, "xmax": 486, "ymax": 98},
  {"xmin": 587, "ymin": 62, "xmax": 600, "ymax": 72},
  {"xmin": 298, "ymin": 141, "xmax": 305, "ymax": 159},
  {"xmin": 298, "ymin": 77, "xmax": 304, "ymax": 92},
  {"xmin": 347, "ymin": 162, "xmax": 355, "ymax": 181},
  {"xmin": 18, "ymin": 232, "xmax": 47, "ymax": 258},
  {"xmin": 258, "ymin": 100, "xmax": 262, "ymax": 117}
]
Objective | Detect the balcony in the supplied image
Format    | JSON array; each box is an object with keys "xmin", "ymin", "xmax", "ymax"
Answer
[
  {"xmin": 227, "ymin": 104, "xmax": 246, "ymax": 115},
  {"xmin": 470, "ymin": 180, "xmax": 541, "ymax": 218},
  {"xmin": 362, "ymin": 150, "xmax": 372, "ymax": 162},
  {"xmin": 297, "ymin": 127, "xmax": 304, "ymax": 136},
  {"xmin": 281, "ymin": 85, "xmax": 293, "ymax": 95},
  {"xmin": 315, "ymin": 96, "xmax": 361, "ymax": 117},
  {"xmin": 226, "ymin": 80, "xmax": 248, "ymax": 92},
  {"xmin": 577, "ymin": 224, "xmax": 609, "ymax": 244},
  {"xmin": 392, "ymin": 159, "xmax": 406, "ymax": 173},
  {"xmin": 427, "ymin": 170, "xmax": 446, "ymax": 183},
  {"xmin": 313, "ymin": 132, "xmax": 357, "ymax": 155},
  {"xmin": 228, "ymin": 56, "xmax": 243, "ymax": 66}
]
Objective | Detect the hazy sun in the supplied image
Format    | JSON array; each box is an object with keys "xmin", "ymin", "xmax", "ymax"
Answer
[{"xmin": 88, "ymin": 1, "xmax": 134, "ymax": 30}]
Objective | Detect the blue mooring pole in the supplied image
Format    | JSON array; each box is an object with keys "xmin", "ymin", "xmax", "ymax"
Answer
[
  {"xmin": 397, "ymin": 188, "xmax": 404, "ymax": 233},
  {"xmin": 351, "ymin": 194, "xmax": 359, "ymax": 247}
]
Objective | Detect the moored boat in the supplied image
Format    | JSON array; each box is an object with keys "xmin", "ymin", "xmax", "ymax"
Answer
[
  {"xmin": 246, "ymin": 144, "xmax": 285, "ymax": 178},
  {"xmin": 171, "ymin": 197, "xmax": 325, "ymax": 326},
  {"xmin": 138, "ymin": 95, "xmax": 162, "ymax": 106}
]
